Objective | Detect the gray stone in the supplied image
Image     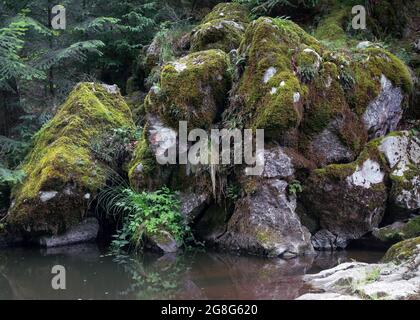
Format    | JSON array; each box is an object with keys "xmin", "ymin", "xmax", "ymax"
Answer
[
  {"xmin": 296, "ymin": 245, "xmax": 420, "ymax": 300},
  {"xmin": 302, "ymin": 158, "xmax": 387, "ymax": 248},
  {"xmin": 312, "ymin": 230, "xmax": 347, "ymax": 251},
  {"xmin": 179, "ymin": 192, "xmax": 209, "ymax": 223},
  {"xmin": 379, "ymin": 131, "xmax": 420, "ymax": 212},
  {"xmin": 148, "ymin": 230, "xmax": 179, "ymax": 253},
  {"xmin": 38, "ymin": 217, "xmax": 99, "ymax": 248},
  {"xmin": 218, "ymin": 178, "xmax": 314, "ymax": 258},
  {"xmin": 310, "ymin": 127, "xmax": 354, "ymax": 165},
  {"xmin": 363, "ymin": 75, "xmax": 404, "ymax": 139},
  {"xmin": 262, "ymin": 147, "xmax": 294, "ymax": 179}
]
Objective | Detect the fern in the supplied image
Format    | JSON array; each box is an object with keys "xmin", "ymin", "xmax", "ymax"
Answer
[
  {"xmin": 34, "ymin": 40, "xmax": 105, "ymax": 71},
  {"xmin": 0, "ymin": 15, "xmax": 48, "ymax": 89}
]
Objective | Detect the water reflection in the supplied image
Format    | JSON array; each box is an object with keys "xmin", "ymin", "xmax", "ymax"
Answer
[{"xmin": 0, "ymin": 244, "xmax": 384, "ymax": 300}]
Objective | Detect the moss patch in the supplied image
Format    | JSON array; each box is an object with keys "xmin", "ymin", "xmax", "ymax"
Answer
[{"xmin": 383, "ymin": 236, "xmax": 420, "ymax": 263}]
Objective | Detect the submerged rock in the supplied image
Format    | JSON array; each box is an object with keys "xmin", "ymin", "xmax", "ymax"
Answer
[
  {"xmin": 8, "ymin": 83, "xmax": 134, "ymax": 236},
  {"xmin": 147, "ymin": 230, "xmax": 179, "ymax": 254},
  {"xmin": 38, "ymin": 217, "xmax": 99, "ymax": 248}
]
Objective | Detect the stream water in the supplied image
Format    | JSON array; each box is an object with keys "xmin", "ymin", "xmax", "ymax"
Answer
[{"xmin": 0, "ymin": 244, "xmax": 384, "ymax": 300}]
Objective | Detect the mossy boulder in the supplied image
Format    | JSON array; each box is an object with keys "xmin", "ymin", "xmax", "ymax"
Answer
[
  {"xmin": 383, "ymin": 236, "xmax": 420, "ymax": 263},
  {"xmin": 373, "ymin": 216, "xmax": 420, "ymax": 244},
  {"xmin": 145, "ymin": 49, "xmax": 231, "ymax": 130},
  {"xmin": 302, "ymin": 139, "xmax": 390, "ymax": 248},
  {"xmin": 190, "ymin": 3, "xmax": 249, "ymax": 53},
  {"xmin": 8, "ymin": 83, "xmax": 134, "ymax": 235},
  {"xmin": 232, "ymin": 17, "xmax": 321, "ymax": 139}
]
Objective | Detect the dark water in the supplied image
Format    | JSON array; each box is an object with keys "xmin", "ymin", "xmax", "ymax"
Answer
[{"xmin": 0, "ymin": 244, "xmax": 384, "ymax": 300}]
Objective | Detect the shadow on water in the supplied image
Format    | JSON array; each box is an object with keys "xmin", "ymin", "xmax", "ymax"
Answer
[{"xmin": 0, "ymin": 244, "xmax": 385, "ymax": 300}]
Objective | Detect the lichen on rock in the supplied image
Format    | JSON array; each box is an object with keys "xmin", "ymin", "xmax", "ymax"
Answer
[{"xmin": 8, "ymin": 83, "xmax": 134, "ymax": 235}]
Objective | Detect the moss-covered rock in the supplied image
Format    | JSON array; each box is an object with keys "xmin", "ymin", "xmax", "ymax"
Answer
[
  {"xmin": 145, "ymin": 49, "xmax": 231, "ymax": 130},
  {"xmin": 373, "ymin": 216, "xmax": 420, "ymax": 244},
  {"xmin": 8, "ymin": 83, "xmax": 134, "ymax": 235},
  {"xmin": 232, "ymin": 17, "xmax": 321, "ymax": 139},
  {"xmin": 302, "ymin": 138, "xmax": 390, "ymax": 248},
  {"xmin": 190, "ymin": 3, "xmax": 249, "ymax": 53},
  {"xmin": 314, "ymin": 6, "xmax": 349, "ymax": 46},
  {"xmin": 383, "ymin": 236, "xmax": 420, "ymax": 263},
  {"xmin": 378, "ymin": 131, "xmax": 420, "ymax": 215}
]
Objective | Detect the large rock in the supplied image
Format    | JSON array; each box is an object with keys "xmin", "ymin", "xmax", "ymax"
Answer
[
  {"xmin": 145, "ymin": 49, "xmax": 231, "ymax": 130},
  {"xmin": 363, "ymin": 75, "xmax": 404, "ymax": 139},
  {"xmin": 217, "ymin": 147, "xmax": 314, "ymax": 258},
  {"xmin": 372, "ymin": 217, "xmax": 420, "ymax": 244},
  {"xmin": 298, "ymin": 237, "xmax": 420, "ymax": 300},
  {"xmin": 8, "ymin": 83, "xmax": 134, "ymax": 235},
  {"xmin": 190, "ymin": 3, "xmax": 249, "ymax": 53},
  {"xmin": 38, "ymin": 217, "xmax": 99, "ymax": 248},
  {"xmin": 233, "ymin": 17, "xmax": 321, "ymax": 139},
  {"xmin": 302, "ymin": 141, "xmax": 389, "ymax": 249},
  {"xmin": 379, "ymin": 131, "xmax": 420, "ymax": 215}
]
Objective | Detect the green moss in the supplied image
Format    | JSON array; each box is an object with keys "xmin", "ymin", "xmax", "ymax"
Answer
[
  {"xmin": 350, "ymin": 48, "xmax": 413, "ymax": 115},
  {"xmin": 254, "ymin": 71, "xmax": 307, "ymax": 138},
  {"xmin": 314, "ymin": 7, "xmax": 349, "ymax": 46},
  {"xmin": 191, "ymin": 19, "xmax": 246, "ymax": 53},
  {"xmin": 383, "ymin": 237, "xmax": 420, "ymax": 263},
  {"xmin": 191, "ymin": 3, "xmax": 249, "ymax": 53},
  {"xmin": 302, "ymin": 62, "xmax": 347, "ymax": 135},
  {"xmin": 9, "ymin": 83, "xmax": 134, "ymax": 234},
  {"xmin": 147, "ymin": 50, "xmax": 231, "ymax": 130},
  {"xmin": 128, "ymin": 125, "xmax": 157, "ymax": 189},
  {"xmin": 202, "ymin": 3, "xmax": 249, "ymax": 24},
  {"xmin": 234, "ymin": 17, "xmax": 321, "ymax": 138}
]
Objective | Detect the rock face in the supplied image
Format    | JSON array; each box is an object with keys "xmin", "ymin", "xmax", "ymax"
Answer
[
  {"xmin": 8, "ymin": 83, "xmax": 134, "ymax": 236},
  {"xmin": 302, "ymin": 131, "xmax": 420, "ymax": 250},
  {"xmin": 217, "ymin": 148, "xmax": 314, "ymax": 257},
  {"xmin": 38, "ymin": 218, "xmax": 99, "ymax": 248},
  {"xmin": 190, "ymin": 3, "xmax": 249, "ymax": 53},
  {"xmin": 363, "ymin": 75, "xmax": 404, "ymax": 139},
  {"xmin": 379, "ymin": 131, "xmax": 420, "ymax": 214},
  {"xmin": 297, "ymin": 237, "xmax": 420, "ymax": 300},
  {"xmin": 302, "ymin": 148, "xmax": 388, "ymax": 249}
]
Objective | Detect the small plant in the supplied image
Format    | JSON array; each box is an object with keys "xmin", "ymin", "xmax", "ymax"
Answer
[
  {"xmin": 288, "ymin": 180, "xmax": 303, "ymax": 196},
  {"xmin": 365, "ymin": 267, "xmax": 381, "ymax": 283},
  {"xmin": 226, "ymin": 184, "xmax": 241, "ymax": 201},
  {"xmin": 91, "ymin": 126, "xmax": 140, "ymax": 169},
  {"xmin": 339, "ymin": 69, "xmax": 356, "ymax": 90},
  {"xmin": 106, "ymin": 186, "xmax": 190, "ymax": 253},
  {"xmin": 298, "ymin": 65, "xmax": 318, "ymax": 83}
]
